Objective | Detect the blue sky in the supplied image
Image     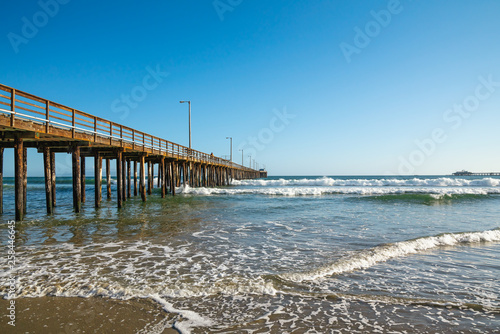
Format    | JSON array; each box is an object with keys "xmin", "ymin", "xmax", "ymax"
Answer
[{"xmin": 2, "ymin": 0, "xmax": 500, "ymax": 176}]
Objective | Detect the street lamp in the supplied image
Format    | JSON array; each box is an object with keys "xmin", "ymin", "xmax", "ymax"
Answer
[
  {"xmin": 248, "ymin": 155, "xmax": 252, "ymax": 168},
  {"xmin": 226, "ymin": 137, "xmax": 232, "ymax": 162},
  {"xmin": 239, "ymin": 149, "xmax": 244, "ymax": 165},
  {"xmin": 179, "ymin": 101, "xmax": 191, "ymax": 149}
]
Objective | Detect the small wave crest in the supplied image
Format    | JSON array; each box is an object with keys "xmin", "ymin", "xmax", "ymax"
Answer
[
  {"xmin": 231, "ymin": 177, "xmax": 500, "ymax": 188},
  {"xmin": 179, "ymin": 185, "xmax": 500, "ymax": 197},
  {"xmin": 279, "ymin": 228, "xmax": 500, "ymax": 283}
]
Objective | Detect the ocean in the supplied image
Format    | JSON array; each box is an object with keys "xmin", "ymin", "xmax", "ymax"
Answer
[{"xmin": 1, "ymin": 175, "xmax": 499, "ymax": 333}]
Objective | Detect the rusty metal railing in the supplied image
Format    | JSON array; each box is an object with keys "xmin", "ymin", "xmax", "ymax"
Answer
[{"xmin": 0, "ymin": 83, "xmax": 255, "ymax": 171}]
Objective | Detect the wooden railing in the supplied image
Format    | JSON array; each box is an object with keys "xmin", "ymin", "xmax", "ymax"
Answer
[{"xmin": 0, "ymin": 83, "xmax": 253, "ymax": 171}]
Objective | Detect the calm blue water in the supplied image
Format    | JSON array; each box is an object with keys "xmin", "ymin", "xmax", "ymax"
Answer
[{"xmin": 1, "ymin": 175, "xmax": 500, "ymax": 333}]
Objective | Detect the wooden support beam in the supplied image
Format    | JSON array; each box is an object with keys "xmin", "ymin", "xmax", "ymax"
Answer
[
  {"xmin": 197, "ymin": 164, "xmax": 201, "ymax": 187},
  {"xmin": 43, "ymin": 146, "xmax": 53, "ymax": 214},
  {"xmin": 151, "ymin": 162, "xmax": 154, "ymax": 192},
  {"xmin": 116, "ymin": 150, "xmax": 123, "ymax": 208},
  {"xmin": 140, "ymin": 155, "xmax": 146, "ymax": 201},
  {"xmin": 166, "ymin": 161, "xmax": 171, "ymax": 194},
  {"xmin": 170, "ymin": 162, "xmax": 176, "ymax": 196},
  {"xmin": 160, "ymin": 157, "xmax": 165, "ymax": 198},
  {"xmin": 201, "ymin": 165, "xmax": 205, "ymax": 187},
  {"xmin": 127, "ymin": 159, "xmax": 131, "ymax": 198},
  {"xmin": 95, "ymin": 152, "xmax": 102, "ymax": 208},
  {"xmin": 81, "ymin": 157, "xmax": 86, "ymax": 203},
  {"xmin": 179, "ymin": 164, "xmax": 182, "ymax": 187},
  {"xmin": 190, "ymin": 162, "xmax": 194, "ymax": 187},
  {"xmin": 198, "ymin": 164, "xmax": 202, "ymax": 187},
  {"xmin": 207, "ymin": 166, "xmax": 211, "ymax": 187},
  {"xmin": 50, "ymin": 150, "xmax": 56, "ymax": 208},
  {"xmin": 72, "ymin": 145, "xmax": 81, "ymax": 213},
  {"xmin": 122, "ymin": 155, "xmax": 126, "ymax": 202},
  {"xmin": 192, "ymin": 163, "xmax": 196, "ymax": 187},
  {"xmin": 0, "ymin": 147, "xmax": 3, "ymax": 214},
  {"xmin": 134, "ymin": 161, "xmax": 138, "ymax": 196},
  {"xmin": 23, "ymin": 147, "xmax": 27, "ymax": 214},
  {"xmin": 157, "ymin": 163, "xmax": 161, "ymax": 188},
  {"xmin": 183, "ymin": 163, "xmax": 188, "ymax": 187},
  {"xmin": 178, "ymin": 164, "xmax": 182, "ymax": 187},
  {"xmin": 147, "ymin": 161, "xmax": 152, "ymax": 195},
  {"xmin": 14, "ymin": 137, "xmax": 23, "ymax": 220},
  {"xmin": 106, "ymin": 158, "xmax": 111, "ymax": 199},
  {"xmin": 0, "ymin": 131, "xmax": 40, "ymax": 141}
]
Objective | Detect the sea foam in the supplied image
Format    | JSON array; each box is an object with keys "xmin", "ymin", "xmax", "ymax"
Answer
[
  {"xmin": 279, "ymin": 228, "xmax": 500, "ymax": 283},
  {"xmin": 179, "ymin": 185, "xmax": 500, "ymax": 196},
  {"xmin": 231, "ymin": 177, "xmax": 500, "ymax": 188}
]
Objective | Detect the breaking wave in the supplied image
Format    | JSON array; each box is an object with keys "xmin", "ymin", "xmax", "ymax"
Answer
[
  {"xmin": 179, "ymin": 185, "xmax": 500, "ymax": 197},
  {"xmin": 279, "ymin": 228, "xmax": 500, "ymax": 282},
  {"xmin": 231, "ymin": 177, "xmax": 500, "ymax": 188}
]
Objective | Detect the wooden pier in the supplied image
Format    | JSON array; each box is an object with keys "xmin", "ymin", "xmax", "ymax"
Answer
[
  {"xmin": 452, "ymin": 171, "xmax": 500, "ymax": 176},
  {"xmin": 0, "ymin": 83, "xmax": 265, "ymax": 220}
]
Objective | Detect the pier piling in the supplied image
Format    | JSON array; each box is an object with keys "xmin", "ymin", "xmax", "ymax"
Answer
[
  {"xmin": 171, "ymin": 162, "xmax": 176, "ymax": 196},
  {"xmin": 147, "ymin": 161, "xmax": 152, "ymax": 195},
  {"xmin": 160, "ymin": 157, "xmax": 165, "ymax": 198},
  {"xmin": 140, "ymin": 155, "xmax": 146, "ymax": 201},
  {"xmin": 0, "ymin": 147, "xmax": 3, "ymax": 214},
  {"xmin": 116, "ymin": 150, "xmax": 123, "ymax": 208},
  {"xmin": 50, "ymin": 150, "xmax": 56, "ymax": 208},
  {"xmin": 72, "ymin": 145, "xmax": 81, "ymax": 213},
  {"xmin": 81, "ymin": 157, "xmax": 86, "ymax": 203},
  {"xmin": 23, "ymin": 147, "xmax": 27, "ymax": 214},
  {"xmin": 106, "ymin": 158, "xmax": 111, "ymax": 200},
  {"xmin": 133, "ymin": 160, "xmax": 138, "ymax": 197},
  {"xmin": 127, "ymin": 159, "xmax": 131, "ymax": 199},
  {"xmin": 43, "ymin": 147, "xmax": 52, "ymax": 214},
  {"xmin": 14, "ymin": 137, "xmax": 23, "ymax": 220},
  {"xmin": 95, "ymin": 152, "xmax": 102, "ymax": 208},
  {"xmin": 122, "ymin": 155, "xmax": 126, "ymax": 202}
]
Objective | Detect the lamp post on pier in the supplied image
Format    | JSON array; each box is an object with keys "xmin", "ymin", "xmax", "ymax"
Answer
[
  {"xmin": 179, "ymin": 100, "xmax": 191, "ymax": 149},
  {"xmin": 226, "ymin": 137, "xmax": 232, "ymax": 162},
  {"xmin": 239, "ymin": 149, "xmax": 244, "ymax": 165}
]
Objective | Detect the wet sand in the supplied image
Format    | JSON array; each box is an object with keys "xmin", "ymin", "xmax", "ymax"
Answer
[{"xmin": 0, "ymin": 297, "xmax": 177, "ymax": 333}]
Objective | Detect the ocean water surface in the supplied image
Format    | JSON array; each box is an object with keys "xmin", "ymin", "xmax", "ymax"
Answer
[{"xmin": 1, "ymin": 175, "xmax": 499, "ymax": 333}]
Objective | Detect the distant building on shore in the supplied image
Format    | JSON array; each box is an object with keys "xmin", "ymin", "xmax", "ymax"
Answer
[{"xmin": 453, "ymin": 170, "xmax": 473, "ymax": 176}]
